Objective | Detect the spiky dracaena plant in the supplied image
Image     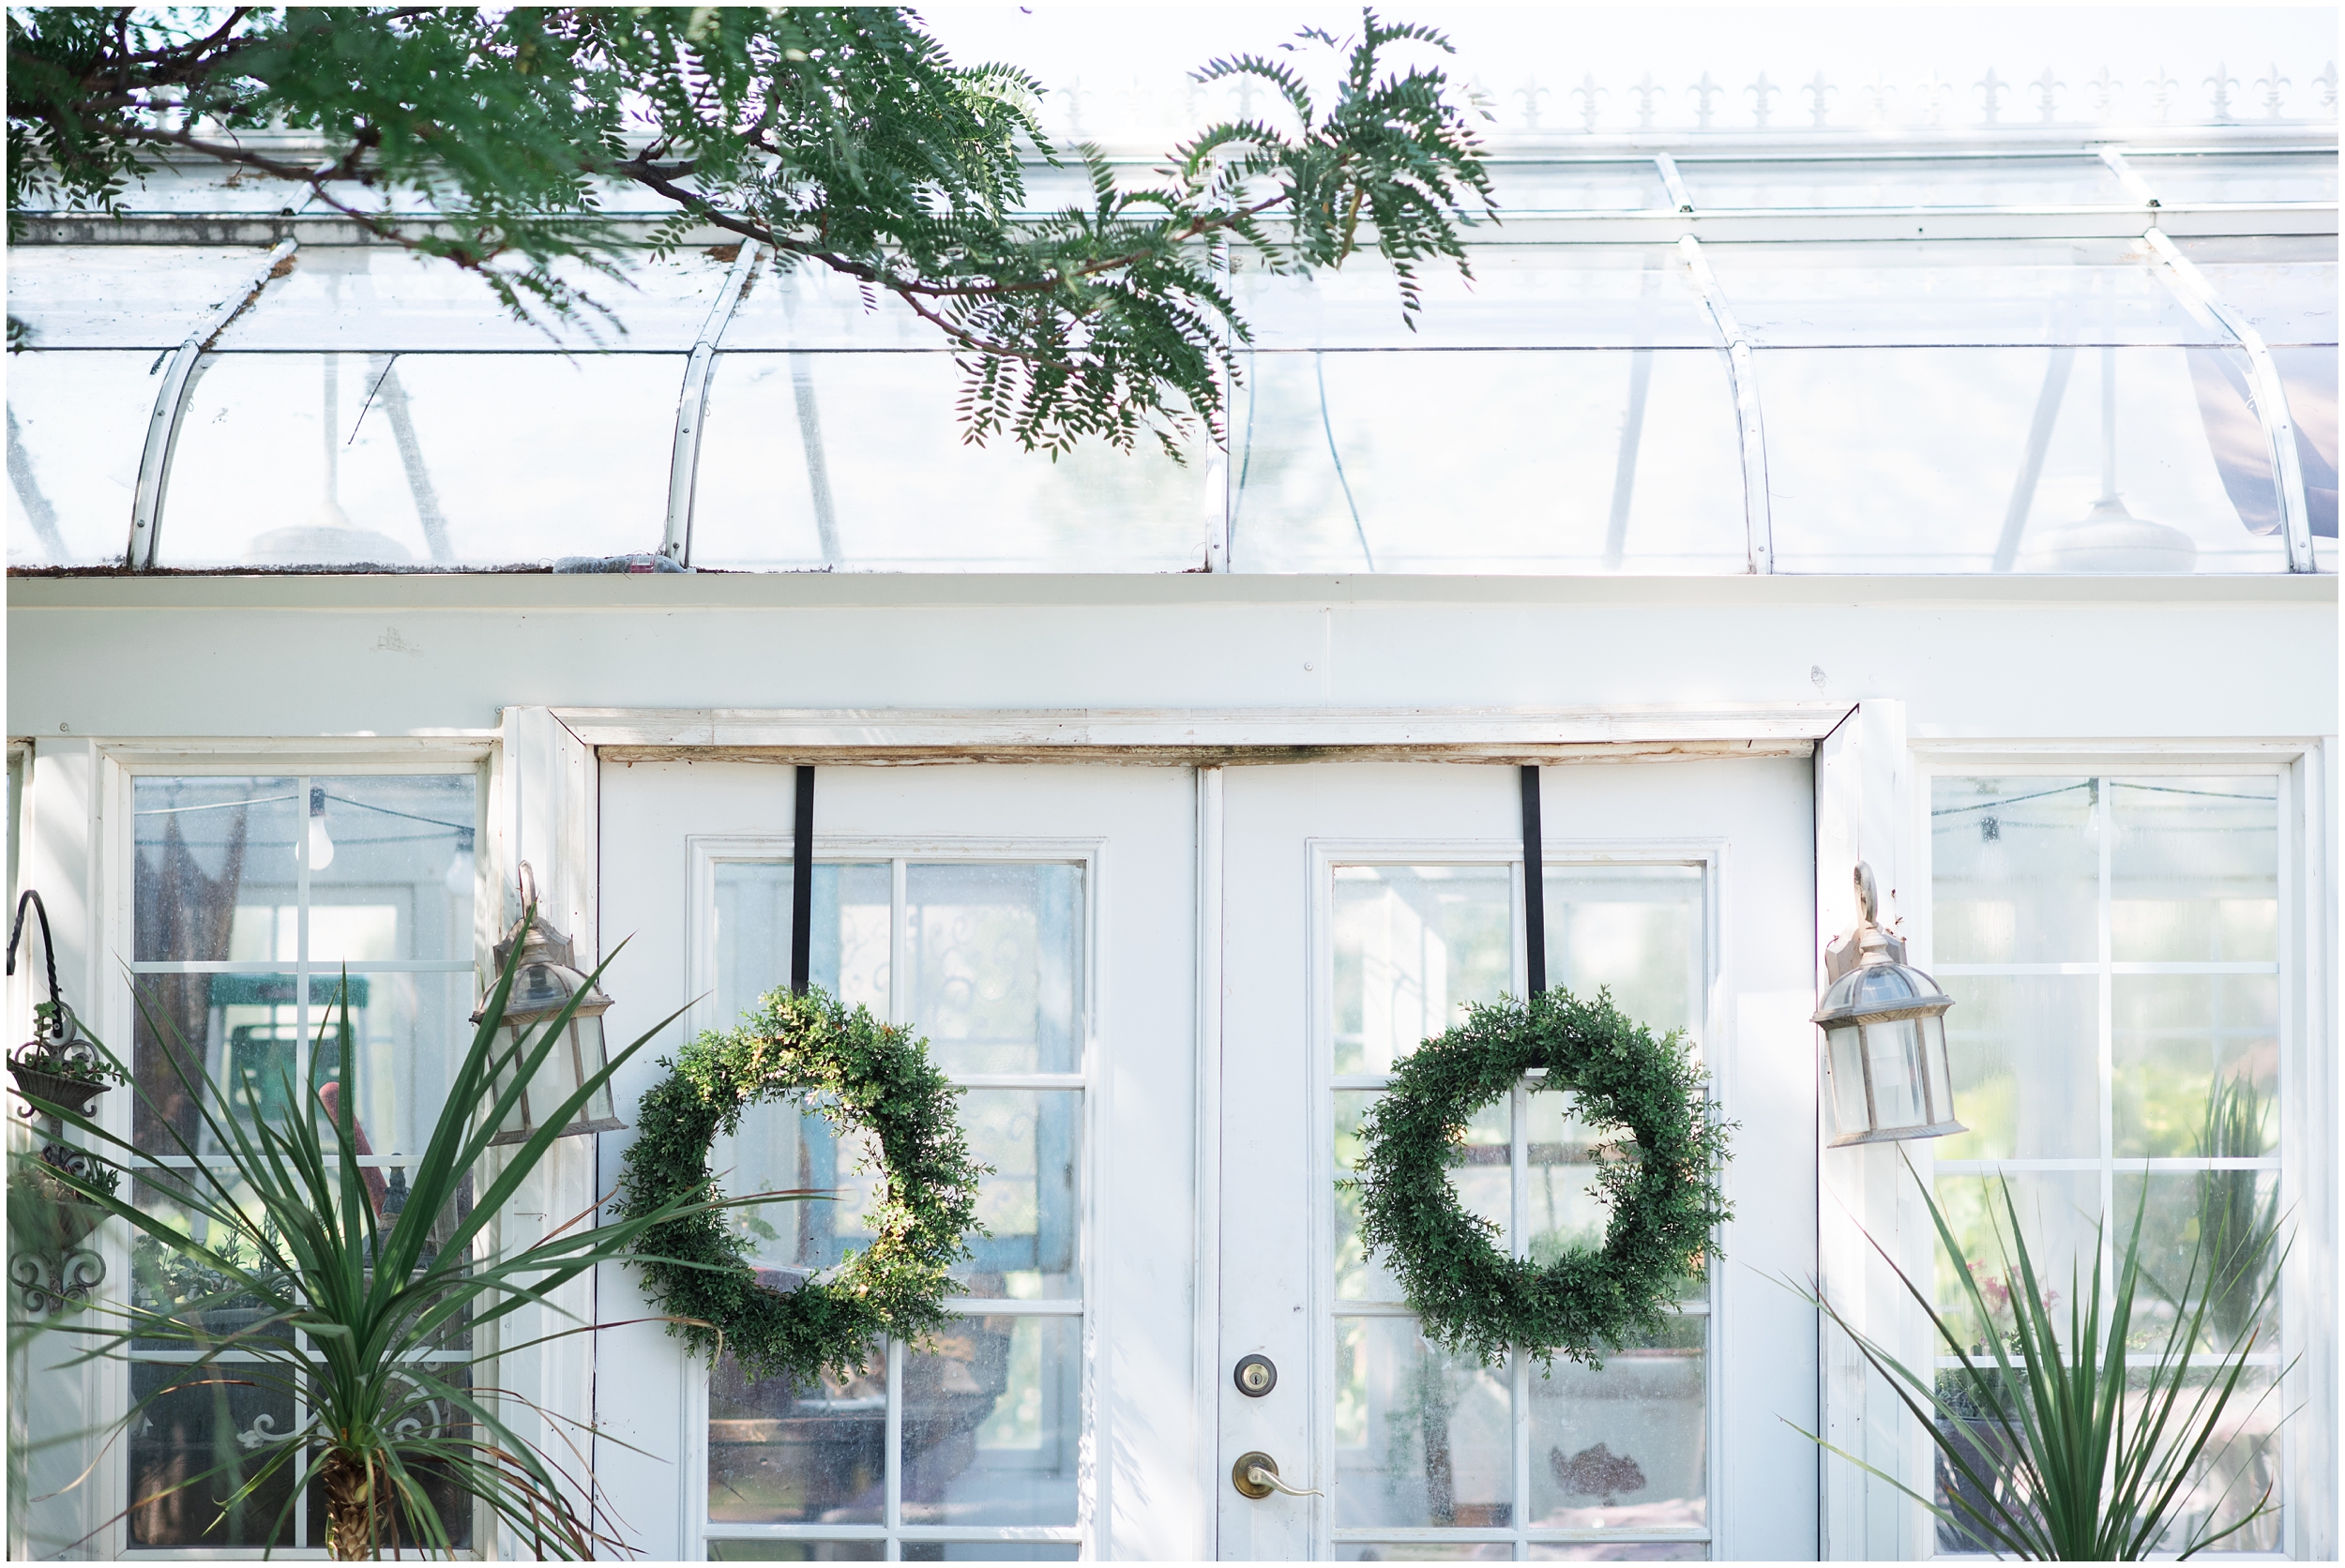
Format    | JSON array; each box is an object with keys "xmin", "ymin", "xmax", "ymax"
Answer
[
  {"xmin": 20, "ymin": 927, "xmax": 747, "ymax": 1559},
  {"xmin": 2194, "ymin": 1074, "xmax": 2280, "ymax": 1349},
  {"xmin": 1795, "ymin": 1155, "xmax": 2291, "ymax": 1560}
]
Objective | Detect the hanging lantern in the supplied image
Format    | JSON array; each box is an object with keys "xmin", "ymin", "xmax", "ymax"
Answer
[
  {"xmin": 1815, "ymin": 864, "xmax": 1964, "ymax": 1147},
  {"xmin": 473, "ymin": 864, "xmax": 623, "ymax": 1145}
]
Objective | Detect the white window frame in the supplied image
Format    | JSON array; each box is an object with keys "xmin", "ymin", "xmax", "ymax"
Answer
[
  {"xmin": 89, "ymin": 738, "xmax": 496, "ymax": 1562},
  {"xmin": 1306, "ymin": 835, "xmax": 1728, "ymax": 1561},
  {"xmin": 1907, "ymin": 738, "xmax": 2335, "ymax": 1563},
  {"xmin": 683, "ymin": 832, "xmax": 1105, "ymax": 1562}
]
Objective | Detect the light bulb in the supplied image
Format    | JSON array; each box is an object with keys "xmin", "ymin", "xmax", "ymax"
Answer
[
  {"xmin": 446, "ymin": 843, "xmax": 476, "ymax": 897},
  {"xmin": 307, "ymin": 786, "xmax": 336, "ymax": 871}
]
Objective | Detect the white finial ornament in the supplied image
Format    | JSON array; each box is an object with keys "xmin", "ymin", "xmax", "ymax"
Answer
[
  {"xmin": 2031, "ymin": 68, "xmax": 2064, "ymax": 123},
  {"xmin": 1803, "ymin": 71, "xmax": 1836, "ymax": 127}
]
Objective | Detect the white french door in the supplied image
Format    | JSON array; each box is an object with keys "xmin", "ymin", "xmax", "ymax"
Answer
[
  {"xmin": 592, "ymin": 755, "xmax": 1822, "ymax": 1560},
  {"xmin": 1212, "ymin": 761, "xmax": 1822, "ymax": 1560},
  {"xmin": 594, "ymin": 761, "xmax": 1205, "ymax": 1561}
]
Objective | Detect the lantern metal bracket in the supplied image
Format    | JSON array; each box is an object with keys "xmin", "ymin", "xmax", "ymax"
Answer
[{"xmin": 7, "ymin": 889, "xmax": 118, "ymax": 1315}]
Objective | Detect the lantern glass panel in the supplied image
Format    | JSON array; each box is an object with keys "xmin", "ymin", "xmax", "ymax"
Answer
[
  {"xmin": 1922, "ymin": 1012, "xmax": 1955, "ymax": 1127},
  {"xmin": 1824, "ymin": 1021, "xmax": 1870, "ymax": 1141},
  {"xmin": 1866, "ymin": 1018, "xmax": 1927, "ymax": 1131}
]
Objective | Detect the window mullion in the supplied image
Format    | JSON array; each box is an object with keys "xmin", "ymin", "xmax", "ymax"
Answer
[
  {"xmin": 885, "ymin": 1334, "xmax": 904, "ymax": 1559},
  {"xmin": 2095, "ymin": 776, "xmax": 2116, "ymax": 1304}
]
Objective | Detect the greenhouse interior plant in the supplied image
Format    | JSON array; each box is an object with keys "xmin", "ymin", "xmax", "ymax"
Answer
[
  {"xmin": 13, "ymin": 927, "xmax": 753, "ymax": 1560},
  {"xmin": 1799, "ymin": 1142, "xmax": 2291, "ymax": 1561}
]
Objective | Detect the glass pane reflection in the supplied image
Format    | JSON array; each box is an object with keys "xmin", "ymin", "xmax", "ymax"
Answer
[
  {"xmin": 157, "ymin": 352, "xmax": 677, "ymax": 565},
  {"xmin": 7, "ymin": 351, "xmax": 163, "ymax": 566},
  {"xmin": 1762, "ymin": 346, "xmax": 2289, "ymax": 573},
  {"xmin": 1232, "ymin": 349, "xmax": 1747, "ymax": 574}
]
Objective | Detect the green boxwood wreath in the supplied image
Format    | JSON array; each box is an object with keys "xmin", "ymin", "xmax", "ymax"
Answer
[
  {"xmin": 1354, "ymin": 988, "xmax": 1732, "ymax": 1369},
  {"xmin": 615, "ymin": 988, "xmax": 984, "ymax": 1384}
]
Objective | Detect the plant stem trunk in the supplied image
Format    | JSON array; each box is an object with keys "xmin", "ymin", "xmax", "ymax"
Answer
[{"xmin": 321, "ymin": 1451, "xmax": 381, "ymax": 1560}]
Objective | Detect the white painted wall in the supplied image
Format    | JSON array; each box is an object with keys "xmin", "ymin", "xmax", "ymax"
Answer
[{"xmin": 7, "ymin": 575, "xmax": 2335, "ymax": 743}]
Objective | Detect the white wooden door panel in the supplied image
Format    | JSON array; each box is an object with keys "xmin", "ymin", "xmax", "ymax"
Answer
[
  {"xmin": 595, "ymin": 761, "xmax": 1203, "ymax": 1561},
  {"xmin": 1214, "ymin": 761, "xmax": 1819, "ymax": 1561}
]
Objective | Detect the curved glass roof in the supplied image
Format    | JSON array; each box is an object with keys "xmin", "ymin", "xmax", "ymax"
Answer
[{"xmin": 8, "ymin": 140, "xmax": 2336, "ymax": 576}]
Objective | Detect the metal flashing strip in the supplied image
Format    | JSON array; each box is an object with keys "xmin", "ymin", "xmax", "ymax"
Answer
[
  {"xmin": 127, "ymin": 237, "xmax": 297, "ymax": 569},
  {"xmin": 661, "ymin": 241, "xmax": 762, "ymax": 564},
  {"xmin": 2144, "ymin": 227, "xmax": 2319, "ymax": 572},
  {"xmin": 1677, "ymin": 234, "xmax": 1774, "ymax": 574}
]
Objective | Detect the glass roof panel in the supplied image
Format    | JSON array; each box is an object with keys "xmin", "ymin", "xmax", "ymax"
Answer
[
  {"xmin": 719, "ymin": 257, "xmax": 937, "ymax": 350},
  {"xmin": 2172, "ymin": 234, "xmax": 2337, "ymax": 346},
  {"xmin": 2126, "ymin": 151, "xmax": 2337, "ymax": 205},
  {"xmin": 1702, "ymin": 239, "xmax": 2223, "ymax": 346},
  {"xmin": 1235, "ymin": 245, "xmax": 1717, "ymax": 349},
  {"xmin": 1481, "ymin": 160, "xmax": 1669, "ymax": 213},
  {"xmin": 1230, "ymin": 348, "xmax": 1746, "ymax": 573},
  {"xmin": 1678, "ymin": 156, "xmax": 2126, "ymax": 210},
  {"xmin": 688, "ymin": 352, "xmax": 1208, "ymax": 570},
  {"xmin": 7, "ymin": 351, "xmax": 156, "ymax": 566},
  {"xmin": 153, "ymin": 353, "xmax": 679, "ymax": 565},
  {"xmin": 1760, "ymin": 345, "xmax": 2289, "ymax": 573},
  {"xmin": 2274, "ymin": 346, "xmax": 2337, "ymax": 542},
  {"xmin": 6, "ymin": 245, "xmax": 279, "ymax": 349},
  {"xmin": 208, "ymin": 246, "xmax": 738, "ymax": 353}
]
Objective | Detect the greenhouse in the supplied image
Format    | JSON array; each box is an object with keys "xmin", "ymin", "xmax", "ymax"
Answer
[{"xmin": 5, "ymin": 11, "xmax": 2338, "ymax": 1564}]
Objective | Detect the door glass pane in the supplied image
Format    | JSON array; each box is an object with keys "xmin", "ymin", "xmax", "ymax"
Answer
[
  {"xmin": 907, "ymin": 863, "xmax": 1082, "ymax": 1075},
  {"xmin": 1529, "ymin": 1317, "xmax": 1708, "ymax": 1530},
  {"xmin": 707, "ymin": 1347, "xmax": 886, "ymax": 1526},
  {"xmin": 713, "ymin": 862, "xmax": 891, "ymax": 1025},
  {"xmin": 1332, "ymin": 1319, "xmax": 1513, "ymax": 1529},
  {"xmin": 959, "ymin": 1089, "xmax": 1082, "ymax": 1300},
  {"xmin": 1335, "ymin": 1090, "xmax": 1508, "ymax": 1303},
  {"xmin": 902, "ymin": 1315, "xmax": 1081, "ymax": 1528},
  {"xmin": 1542, "ymin": 866, "xmax": 1704, "ymax": 1049},
  {"xmin": 1333, "ymin": 866, "xmax": 1512, "ymax": 1074}
]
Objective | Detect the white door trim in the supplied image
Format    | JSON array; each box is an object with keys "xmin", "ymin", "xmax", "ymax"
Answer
[{"xmin": 554, "ymin": 703, "xmax": 1846, "ymax": 760}]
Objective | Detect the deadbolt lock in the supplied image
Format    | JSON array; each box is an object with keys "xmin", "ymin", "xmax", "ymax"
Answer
[{"xmin": 1233, "ymin": 1353, "xmax": 1277, "ymax": 1397}]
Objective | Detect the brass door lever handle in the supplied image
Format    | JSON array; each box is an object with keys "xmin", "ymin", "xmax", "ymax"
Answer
[{"xmin": 1232, "ymin": 1451, "xmax": 1323, "ymax": 1500}]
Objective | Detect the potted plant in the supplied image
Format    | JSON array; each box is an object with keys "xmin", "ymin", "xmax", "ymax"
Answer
[
  {"xmin": 26, "ymin": 927, "xmax": 772, "ymax": 1560},
  {"xmin": 1797, "ymin": 1152, "xmax": 2289, "ymax": 1560}
]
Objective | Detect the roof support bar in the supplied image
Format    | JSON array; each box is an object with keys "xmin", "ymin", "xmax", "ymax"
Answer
[
  {"xmin": 1677, "ymin": 234, "xmax": 1774, "ymax": 573},
  {"xmin": 2095, "ymin": 147, "xmax": 2162, "ymax": 209},
  {"xmin": 2145, "ymin": 227, "xmax": 2318, "ymax": 572},
  {"xmin": 1653, "ymin": 153, "xmax": 1695, "ymax": 214},
  {"xmin": 661, "ymin": 242, "xmax": 763, "ymax": 565},
  {"xmin": 127, "ymin": 237, "xmax": 296, "ymax": 569}
]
